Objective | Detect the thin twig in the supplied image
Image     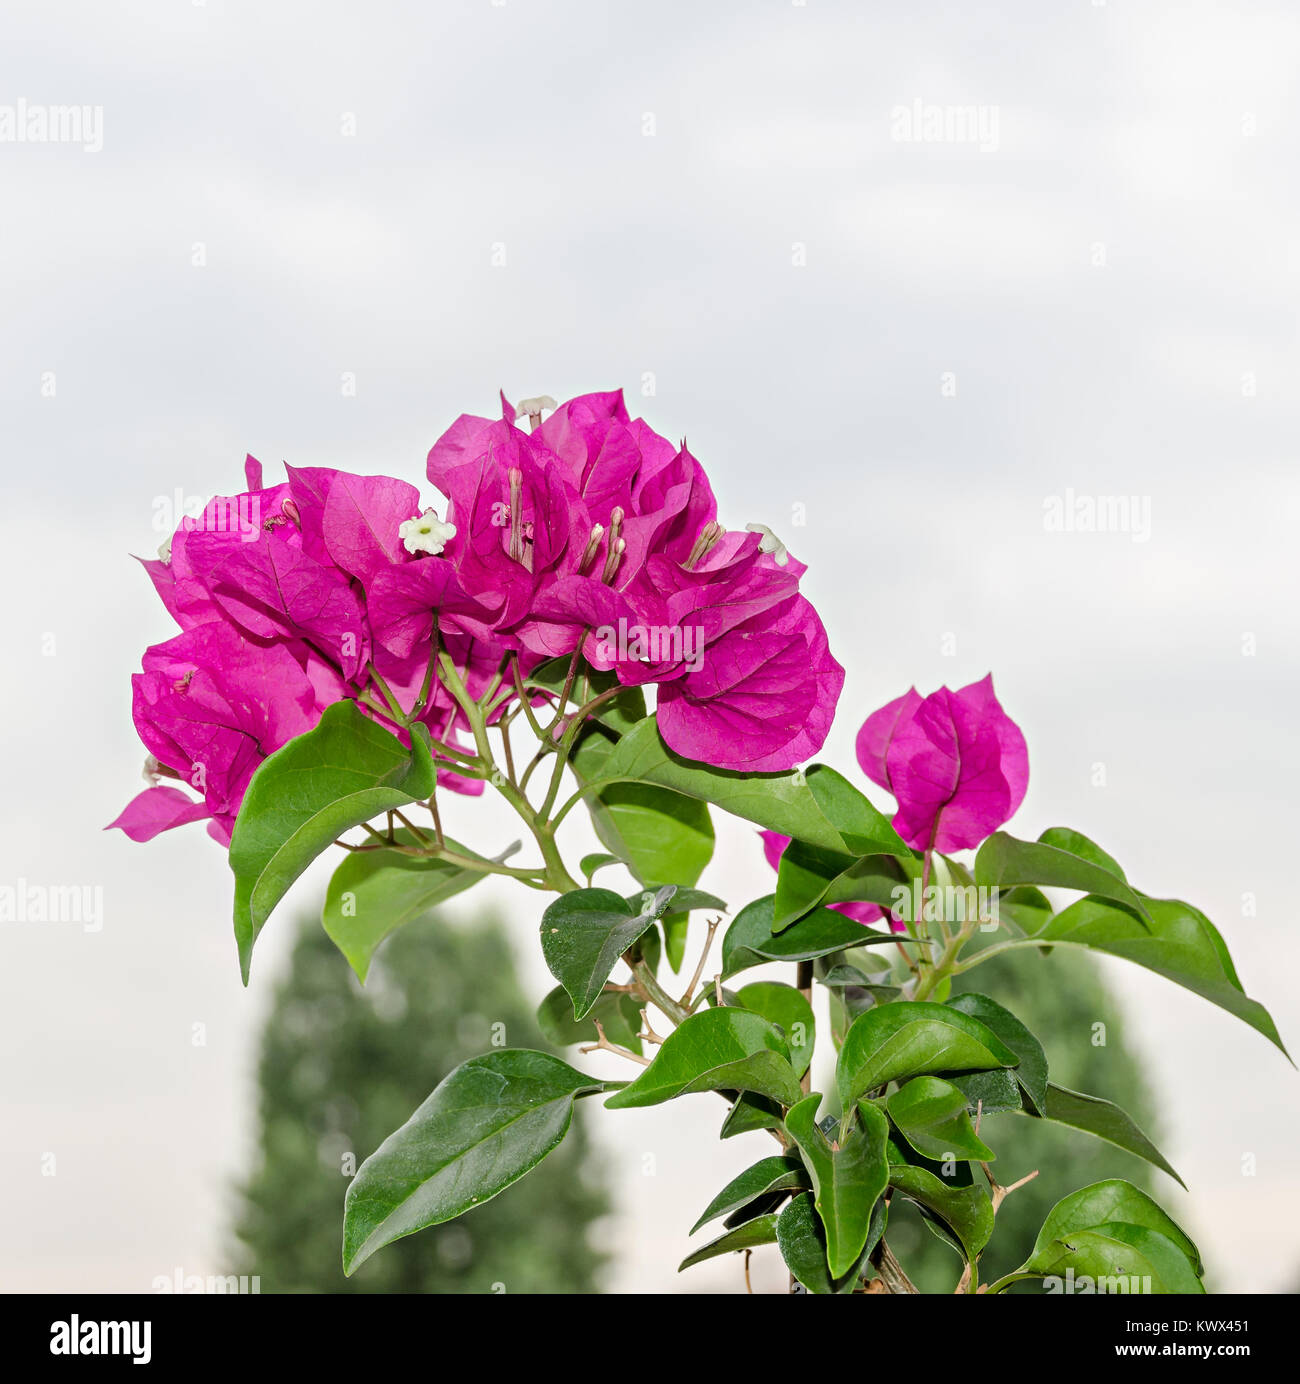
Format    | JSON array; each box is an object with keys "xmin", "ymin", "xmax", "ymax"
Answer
[
  {"xmin": 874, "ymin": 1242, "xmax": 919, "ymax": 1294},
  {"xmin": 680, "ymin": 915, "xmax": 723, "ymax": 1009},
  {"xmin": 579, "ymin": 1020, "xmax": 650, "ymax": 1066},
  {"xmin": 427, "ymin": 793, "xmax": 445, "ymax": 849}
]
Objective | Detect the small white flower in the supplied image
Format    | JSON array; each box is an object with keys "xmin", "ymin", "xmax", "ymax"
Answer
[
  {"xmin": 142, "ymin": 755, "xmax": 162, "ymax": 785},
  {"xmin": 399, "ymin": 508, "xmax": 457, "ymax": 556},
  {"xmin": 157, "ymin": 536, "xmax": 172, "ymax": 563},
  {"xmin": 745, "ymin": 522, "xmax": 790, "ymax": 566},
  {"xmin": 516, "ymin": 395, "xmax": 557, "ymax": 420}
]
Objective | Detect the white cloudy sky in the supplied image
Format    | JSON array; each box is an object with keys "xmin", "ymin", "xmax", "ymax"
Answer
[{"xmin": 1, "ymin": 0, "xmax": 1297, "ymax": 1294}]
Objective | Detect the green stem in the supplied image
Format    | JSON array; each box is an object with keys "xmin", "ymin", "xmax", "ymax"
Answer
[
  {"xmin": 633, "ymin": 961, "xmax": 690, "ymax": 1026},
  {"xmin": 983, "ymin": 1270, "xmax": 1037, "ymax": 1295},
  {"xmin": 437, "ymin": 652, "xmax": 579, "ymax": 893}
]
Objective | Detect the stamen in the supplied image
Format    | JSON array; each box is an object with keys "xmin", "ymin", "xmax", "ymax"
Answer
[
  {"xmin": 579, "ymin": 523, "xmax": 605, "ymax": 573},
  {"xmin": 684, "ymin": 521, "xmax": 724, "ymax": 570},
  {"xmin": 508, "ymin": 468, "xmax": 524, "ymax": 563},
  {"xmin": 597, "ymin": 508, "xmax": 626, "ymax": 582},
  {"xmin": 601, "ymin": 537, "xmax": 626, "ymax": 585}
]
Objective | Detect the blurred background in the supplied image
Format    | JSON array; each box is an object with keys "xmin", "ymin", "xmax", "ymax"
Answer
[{"xmin": 1, "ymin": 0, "xmax": 1297, "ymax": 1293}]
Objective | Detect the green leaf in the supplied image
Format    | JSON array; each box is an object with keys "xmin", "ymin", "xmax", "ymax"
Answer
[
  {"xmin": 950, "ymin": 1068, "xmax": 1023, "ymax": 1116},
  {"xmin": 580, "ymin": 852, "xmax": 622, "ymax": 883},
  {"xmin": 1035, "ymin": 895, "xmax": 1288, "ymax": 1057},
  {"xmin": 661, "ymin": 912, "xmax": 690, "ymax": 972},
  {"xmin": 540, "ymin": 887, "xmax": 666, "ymax": 1021},
  {"xmin": 589, "ymin": 782, "xmax": 715, "ymax": 889},
  {"xmin": 887, "ymin": 1076, "xmax": 995, "ymax": 1162},
  {"xmin": 1036, "ymin": 827, "xmax": 1127, "ymax": 879},
  {"xmin": 784, "ymin": 1095, "xmax": 890, "ymax": 1277},
  {"xmin": 974, "ymin": 831, "xmax": 1151, "ymax": 922},
  {"xmin": 662, "ymin": 888, "xmax": 728, "ymax": 913},
  {"xmin": 946, "ymin": 992, "xmax": 1048, "ymax": 1116},
  {"xmin": 622, "ymin": 885, "xmax": 680, "ymax": 920},
  {"xmin": 229, "ymin": 701, "xmax": 437, "ymax": 983},
  {"xmin": 569, "ymin": 717, "xmax": 715, "ymax": 889},
  {"xmin": 886, "ymin": 1146, "xmax": 994, "ymax": 1262},
  {"xmin": 1025, "ymin": 1179, "xmax": 1202, "ymax": 1276},
  {"xmin": 321, "ymin": 830, "xmax": 481, "ymax": 981},
  {"xmin": 775, "ymin": 845, "xmax": 920, "ymax": 931},
  {"xmin": 734, "ymin": 982, "xmax": 817, "ymax": 1079},
  {"xmin": 720, "ymin": 1092, "xmax": 786, "ymax": 1140},
  {"xmin": 604, "ymin": 1008, "xmax": 803, "ymax": 1110},
  {"xmin": 690, "ymin": 1155, "xmax": 810, "ymax": 1234},
  {"xmin": 721, "ymin": 895, "xmax": 902, "ymax": 980},
  {"xmin": 993, "ymin": 886, "xmax": 1054, "ymax": 936},
  {"xmin": 837, "ymin": 1000, "xmax": 1020, "ymax": 1109},
  {"xmin": 342, "ymin": 1049, "xmax": 606, "ymax": 1274},
  {"xmin": 536, "ymin": 985, "xmax": 644, "ymax": 1054},
  {"xmin": 601, "ymin": 718, "xmax": 907, "ymax": 856},
  {"xmin": 678, "ymin": 1214, "xmax": 779, "ymax": 1272},
  {"xmin": 776, "ymin": 1191, "xmax": 885, "ymax": 1294},
  {"xmin": 1016, "ymin": 1223, "xmax": 1205, "ymax": 1294},
  {"xmin": 1023, "ymin": 1082, "xmax": 1185, "ymax": 1188}
]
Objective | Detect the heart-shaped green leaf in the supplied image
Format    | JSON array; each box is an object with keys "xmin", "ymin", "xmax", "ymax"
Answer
[
  {"xmin": 784, "ymin": 1095, "xmax": 890, "ymax": 1277},
  {"xmin": 600, "ymin": 718, "xmax": 905, "ymax": 857},
  {"xmin": 540, "ymin": 887, "xmax": 670, "ymax": 1020},
  {"xmin": 1025, "ymin": 1179, "xmax": 1202, "ymax": 1276},
  {"xmin": 580, "ymin": 852, "xmax": 622, "ymax": 883},
  {"xmin": 946, "ymin": 992, "xmax": 1048, "ymax": 1116},
  {"xmin": 229, "ymin": 701, "xmax": 436, "ymax": 982},
  {"xmin": 887, "ymin": 1076, "xmax": 995, "ymax": 1162},
  {"xmin": 536, "ymin": 985, "xmax": 644, "ymax": 1054},
  {"xmin": 719, "ymin": 1092, "xmax": 786, "ymax": 1140},
  {"xmin": 1035, "ymin": 895, "xmax": 1287, "ymax": 1057},
  {"xmin": 886, "ymin": 1144, "xmax": 994, "ymax": 1263},
  {"xmin": 321, "ymin": 830, "xmax": 483, "ymax": 981},
  {"xmin": 775, "ymin": 845, "xmax": 921, "ymax": 931},
  {"xmin": 342, "ymin": 1049, "xmax": 606, "ymax": 1274},
  {"xmin": 1023, "ymin": 1082, "xmax": 1185, "ymax": 1187},
  {"xmin": 734, "ymin": 982, "xmax": 817, "ymax": 1078},
  {"xmin": 1036, "ymin": 827, "xmax": 1127, "ymax": 879},
  {"xmin": 722, "ymin": 895, "xmax": 903, "ymax": 979},
  {"xmin": 776, "ymin": 1191, "xmax": 885, "ymax": 1294},
  {"xmin": 950, "ymin": 1067, "xmax": 1023, "ymax": 1115},
  {"xmin": 837, "ymin": 1001, "xmax": 1019, "ymax": 1108},
  {"xmin": 605, "ymin": 1008, "xmax": 803, "ymax": 1110},
  {"xmin": 974, "ymin": 831, "xmax": 1150, "ymax": 922},
  {"xmin": 591, "ymin": 782, "xmax": 714, "ymax": 889},
  {"xmin": 1011, "ymin": 1223, "xmax": 1204, "ymax": 1295},
  {"xmin": 691, "ymin": 1155, "xmax": 811, "ymax": 1234},
  {"xmin": 678, "ymin": 1213, "xmax": 780, "ymax": 1272}
]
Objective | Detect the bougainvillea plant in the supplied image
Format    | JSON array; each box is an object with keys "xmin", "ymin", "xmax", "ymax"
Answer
[{"xmin": 112, "ymin": 390, "xmax": 1287, "ymax": 1294}]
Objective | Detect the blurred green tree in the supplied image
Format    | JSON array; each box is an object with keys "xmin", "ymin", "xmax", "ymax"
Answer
[
  {"xmin": 230, "ymin": 910, "xmax": 610, "ymax": 1293},
  {"xmin": 886, "ymin": 946, "xmax": 1164, "ymax": 1292}
]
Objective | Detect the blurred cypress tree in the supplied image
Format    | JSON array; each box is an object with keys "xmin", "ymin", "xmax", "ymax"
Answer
[
  {"xmin": 229, "ymin": 911, "xmax": 610, "ymax": 1293},
  {"xmin": 886, "ymin": 946, "xmax": 1164, "ymax": 1292}
]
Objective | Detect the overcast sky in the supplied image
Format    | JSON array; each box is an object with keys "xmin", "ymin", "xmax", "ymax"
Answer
[{"xmin": 1, "ymin": 0, "xmax": 1297, "ymax": 1294}]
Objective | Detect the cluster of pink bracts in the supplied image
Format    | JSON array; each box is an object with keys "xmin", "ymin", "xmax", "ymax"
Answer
[
  {"xmin": 762, "ymin": 674, "xmax": 1029, "ymax": 931},
  {"xmin": 110, "ymin": 390, "xmax": 844, "ymax": 846},
  {"xmin": 110, "ymin": 390, "xmax": 1031, "ymax": 909}
]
